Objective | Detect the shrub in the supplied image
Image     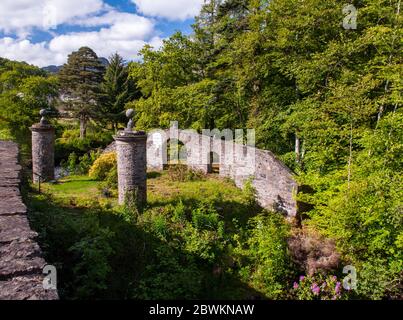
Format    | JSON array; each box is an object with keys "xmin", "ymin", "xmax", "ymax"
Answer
[
  {"xmin": 171, "ymin": 200, "xmax": 187, "ymax": 224},
  {"xmin": 233, "ymin": 212, "xmax": 295, "ymax": 299},
  {"xmin": 66, "ymin": 152, "xmax": 78, "ymax": 174},
  {"xmin": 133, "ymin": 246, "xmax": 203, "ymax": 300},
  {"xmin": 61, "ymin": 150, "xmax": 101, "ymax": 175},
  {"xmin": 78, "ymin": 150, "xmax": 101, "ymax": 174},
  {"xmin": 291, "ymin": 274, "xmax": 348, "ymax": 300},
  {"xmin": 55, "ymin": 128, "xmax": 113, "ymax": 164},
  {"xmin": 243, "ymin": 177, "xmax": 258, "ymax": 208},
  {"xmin": 89, "ymin": 152, "xmax": 117, "ymax": 181},
  {"xmin": 167, "ymin": 164, "xmax": 205, "ymax": 182},
  {"xmin": 191, "ymin": 204, "xmax": 222, "ymax": 232}
]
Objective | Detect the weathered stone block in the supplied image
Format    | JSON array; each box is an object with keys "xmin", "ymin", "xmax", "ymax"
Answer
[{"xmin": 0, "ymin": 275, "xmax": 59, "ymax": 300}]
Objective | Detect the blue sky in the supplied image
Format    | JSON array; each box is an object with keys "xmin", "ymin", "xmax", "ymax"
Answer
[{"xmin": 0, "ymin": 0, "xmax": 203, "ymax": 67}]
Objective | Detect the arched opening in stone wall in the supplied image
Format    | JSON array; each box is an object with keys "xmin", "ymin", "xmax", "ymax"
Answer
[
  {"xmin": 164, "ymin": 139, "xmax": 188, "ymax": 168},
  {"xmin": 207, "ymin": 151, "xmax": 220, "ymax": 174}
]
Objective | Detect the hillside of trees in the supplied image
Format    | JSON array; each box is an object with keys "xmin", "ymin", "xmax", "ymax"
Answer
[{"xmin": 0, "ymin": 0, "xmax": 401, "ymax": 300}]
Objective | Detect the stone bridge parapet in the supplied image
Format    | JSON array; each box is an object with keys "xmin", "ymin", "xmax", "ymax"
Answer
[{"xmin": 0, "ymin": 141, "xmax": 58, "ymax": 300}]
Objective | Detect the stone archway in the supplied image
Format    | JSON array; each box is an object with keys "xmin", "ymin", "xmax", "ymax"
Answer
[
  {"xmin": 207, "ymin": 151, "xmax": 220, "ymax": 174},
  {"xmin": 163, "ymin": 138, "xmax": 188, "ymax": 168}
]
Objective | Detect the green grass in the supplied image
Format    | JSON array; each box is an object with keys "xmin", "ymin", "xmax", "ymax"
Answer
[
  {"xmin": 42, "ymin": 175, "xmax": 101, "ymax": 201},
  {"xmin": 42, "ymin": 171, "xmax": 246, "ymax": 212},
  {"xmin": 148, "ymin": 172, "xmax": 244, "ymax": 204}
]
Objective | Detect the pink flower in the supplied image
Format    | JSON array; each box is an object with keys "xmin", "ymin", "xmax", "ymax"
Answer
[
  {"xmin": 293, "ymin": 282, "xmax": 299, "ymax": 289},
  {"xmin": 335, "ymin": 282, "xmax": 341, "ymax": 294},
  {"xmin": 311, "ymin": 283, "xmax": 320, "ymax": 295},
  {"xmin": 299, "ymin": 275, "xmax": 305, "ymax": 282}
]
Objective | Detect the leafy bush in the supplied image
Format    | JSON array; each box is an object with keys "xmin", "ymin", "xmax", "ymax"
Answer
[
  {"xmin": 167, "ymin": 164, "xmax": 205, "ymax": 182},
  {"xmin": 89, "ymin": 152, "xmax": 117, "ymax": 181},
  {"xmin": 233, "ymin": 212, "xmax": 295, "ymax": 299},
  {"xmin": 191, "ymin": 203, "xmax": 222, "ymax": 232},
  {"xmin": 29, "ymin": 195, "xmax": 117, "ymax": 299},
  {"xmin": 291, "ymin": 274, "xmax": 348, "ymax": 300},
  {"xmin": 78, "ymin": 150, "xmax": 101, "ymax": 174},
  {"xmin": 133, "ymin": 246, "xmax": 204, "ymax": 300},
  {"xmin": 243, "ymin": 177, "xmax": 258, "ymax": 208},
  {"xmin": 69, "ymin": 228, "xmax": 115, "ymax": 298},
  {"xmin": 55, "ymin": 128, "xmax": 113, "ymax": 164},
  {"xmin": 61, "ymin": 150, "xmax": 101, "ymax": 175},
  {"xmin": 301, "ymin": 113, "xmax": 403, "ymax": 299}
]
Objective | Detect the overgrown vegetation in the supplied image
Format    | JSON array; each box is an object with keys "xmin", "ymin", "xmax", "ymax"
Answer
[{"xmin": 29, "ymin": 172, "xmax": 294, "ymax": 299}]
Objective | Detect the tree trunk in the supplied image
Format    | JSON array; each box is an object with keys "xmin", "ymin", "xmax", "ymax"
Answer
[
  {"xmin": 347, "ymin": 122, "xmax": 353, "ymax": 189},
  {"xmin": 295, "ymin": 133, "xmax": 301, "ymax": 163},
  {"xmin": 80, "ymin": 116, "xmax": 87, "ymax": 139}
]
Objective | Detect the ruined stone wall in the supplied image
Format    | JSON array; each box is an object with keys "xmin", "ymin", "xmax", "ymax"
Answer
[
  {"xmin": 218, "ymin": 144, "xmax": 297, "ymax": 216},
  {"xmin": 107, "ymin": 129, "xmax": 298, "ymax": 217},
  {"xmin": 0, "ymin": 141, "xmax": 58, "ymax": 300}
]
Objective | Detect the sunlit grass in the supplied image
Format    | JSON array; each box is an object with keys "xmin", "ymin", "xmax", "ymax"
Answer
[
  {"xmin": 147, "ymin": 171, "xmax": 245, "ymax": 205},
  {"xmin": 40, "ymin": 171, "xmax": 247, "ymax": 213}
]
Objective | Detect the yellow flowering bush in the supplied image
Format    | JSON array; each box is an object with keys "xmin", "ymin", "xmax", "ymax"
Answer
[{"xmin": 89, "ymin": 152, "xmax": 117, "ymax": 181}]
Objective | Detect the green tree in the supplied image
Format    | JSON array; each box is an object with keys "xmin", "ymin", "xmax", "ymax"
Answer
[
  {"xmin": 0, "ymin": 58, "xmax": 58, "ymax": 133},
  {"xmin": 58, "ymin": 47, "xmax": 105, "ymax": 138},
  {"xmin": 100, "ymin": 53, "xmax": 138, "ymax": 130}
]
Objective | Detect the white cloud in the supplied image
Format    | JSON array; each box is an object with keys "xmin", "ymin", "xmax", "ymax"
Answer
[
  {"xmin": 0, "ymin": 10, "xmax": 163, "ymax": 67},
  {"xmin": 0, "ymin": 1, "xmax": 181, "ymax": 67},
  {"xmin": 0, "ymin": 37, "xmax": 63, "ymax": 67},
  {"xmin": 132, "ymin": 0, "xmax": 204, "ymax": 20},
  {"xmin": 0, "ymin": 0, "xmax": 107, "ymax": 36}
]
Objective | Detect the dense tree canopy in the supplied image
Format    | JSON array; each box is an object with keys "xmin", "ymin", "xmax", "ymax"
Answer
[{"xmin": 0, "ymin": 58, "xmax": 58, "ymax": 132}]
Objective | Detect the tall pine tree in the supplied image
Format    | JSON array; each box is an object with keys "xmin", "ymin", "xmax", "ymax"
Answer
[
  {"xmin": 59, "ymin": 47, "xmax": 105, "ymax": 138},
  {"xmin": 100, "ymin": 53, "xmax": 138, "ymax": 130}
]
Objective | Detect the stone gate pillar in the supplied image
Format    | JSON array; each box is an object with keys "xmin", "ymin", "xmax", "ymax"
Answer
[
  {"xmin": 114, "ymin": 109, "xmax": 147, "ymax": 206},
  {"xmin": 30, "ymin": 109, "xmax": 55, "ymax": 183}
]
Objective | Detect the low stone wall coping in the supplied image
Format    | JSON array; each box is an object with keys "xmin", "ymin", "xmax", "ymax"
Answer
[{"xmin": 0, "ymin": 140, "xmax": 58, "ymax": 300}]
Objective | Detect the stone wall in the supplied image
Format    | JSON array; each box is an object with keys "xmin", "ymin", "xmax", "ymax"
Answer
[
  {"xmin": 0, "ymin": 141, "xmax": 58, "ymax": 300},
  {"xmin": 107, "ymin": 128, "xmax": 298, "ymax": 217}
]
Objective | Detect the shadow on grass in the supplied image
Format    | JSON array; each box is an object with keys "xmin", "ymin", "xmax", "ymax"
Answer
[
  {"xmin": 27, "ymin": 193, "xmax": 264, "ymax": 300},
  {"xmin": 147, "ymin": 171, "xmax": 162, "ymax": 179}
]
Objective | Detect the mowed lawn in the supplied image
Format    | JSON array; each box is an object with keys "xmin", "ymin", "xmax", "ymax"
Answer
[{"xmin": 41, "ymin": 171, "xmax": 247, "ymax": 211}]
